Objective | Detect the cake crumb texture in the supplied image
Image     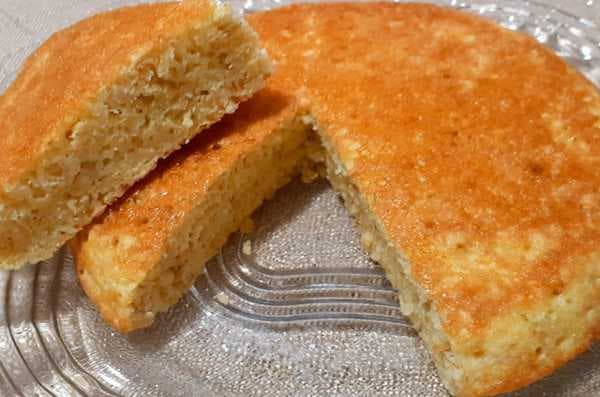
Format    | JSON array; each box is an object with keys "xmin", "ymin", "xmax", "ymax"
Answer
[
  {"xmin": 0, "ymin": 0, "xmax": 271, "ymax": 269},
  {"xmin": 71, "ymin": 89, "xmax": 311, "ymax": 332}
]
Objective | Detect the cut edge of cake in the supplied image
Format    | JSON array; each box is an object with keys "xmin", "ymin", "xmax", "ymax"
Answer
[
  {"xmin": 310, "ymin": 120, "xmax": 462, "ymax": 394},
  {"xmin": 314, "ymin": 123, "xmax": 600, "ymax": 397},
  {"xmin": 70, "ymin": 110, "xmax": 314, "ymax": 333}
]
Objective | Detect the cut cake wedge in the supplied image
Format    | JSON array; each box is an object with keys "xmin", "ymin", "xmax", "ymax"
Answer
[
  {"xmin": 70, "ymin": 89, "xmax": 313, "ymax": 332},
  {"xmin": 0, "ymin": 0, "xmax": 271, "ymax": 269}
]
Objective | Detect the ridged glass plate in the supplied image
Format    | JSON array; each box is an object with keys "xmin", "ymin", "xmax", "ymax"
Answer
[{"xmin": 1, "ymin": 1, "xmax": 600, "ymax": 396}]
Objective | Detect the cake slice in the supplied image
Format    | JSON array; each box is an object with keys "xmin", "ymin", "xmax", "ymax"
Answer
[
  {"xmin": 0, "ymin": 0, "xmax": 271, "ymax": 269},
  {"xmin": 72, "ymin": 3, "xmax": 600, "ymax": 396},
  {"xmin": 70, "ymin": 89, "xmax": 313, "ymax": 332}
]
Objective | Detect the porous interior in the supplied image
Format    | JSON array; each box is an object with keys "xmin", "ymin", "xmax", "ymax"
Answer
[
  {"xmin": 454, "ymin": 265, "xmax": 600, "ymax": 396},
  {"xmin": 315, "ymin": 131, "xmax": 464, "ymax": 394},
  {"xmin": 123, "ymin": 116, "xmax": 314, "ymax": 330},
  {"xmin": 0, "ymin": 11, "xmax": 270, "ymax": 269},
  {"xmin": 316, "ymin": 131, "xmax": 600, "ymax": 396}
]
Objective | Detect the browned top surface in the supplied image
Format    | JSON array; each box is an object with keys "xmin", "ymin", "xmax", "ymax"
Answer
[
  {"xmin": 76, "ymin": 89, "xmax": 298, "ymax": 280},
  {"xmin": 0, "ymin": 0, "xmax": 216, "ymax": 186},
  {"xmin": 71, "ymin": 2, "xmax": 600, "ymax": 393},
  {"xmin": 75, "ymin": 2, "xmax": 600, "ymax": 335},
  {"xmin": 247, "ymin": 3, "xmax": 600, "ymax": 335}
]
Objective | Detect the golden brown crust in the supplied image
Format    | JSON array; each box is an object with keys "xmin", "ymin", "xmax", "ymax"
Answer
[
  {"xmin": 0, "ymin": 0, "xmax": 214, "ymax": 186},
  {"xmin": 250, "ymin": 1, "xmax": 600, "ymax": 332},
  {"xmin": 247, "ymin": 4, "xmax": 599, "ymax": 395}
]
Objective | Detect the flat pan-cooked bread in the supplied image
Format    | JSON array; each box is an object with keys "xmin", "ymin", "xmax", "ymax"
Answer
[
  {"xmin": 0, "ymin": 0, "xmax": 271, "ymax": 269},
  {"xmin": 70, "ymin": 89, "xmax": 312, "ymax": 332},
  {"xmin": 72, "ymin": 3, "xmax": 600, "ymax": 396}
]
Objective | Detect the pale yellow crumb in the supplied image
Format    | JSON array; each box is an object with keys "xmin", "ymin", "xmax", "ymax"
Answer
[{"xmin": 242, "ymin": 240, "xmax": 253, "ymax": 255}]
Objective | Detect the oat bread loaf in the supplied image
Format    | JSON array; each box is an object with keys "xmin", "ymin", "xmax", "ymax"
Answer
[
  {"xmin": 0, "ymin": 0, "xmax": 271, "ymax": 269},
  {"xmin": 72, "ymin": 3, "xmax": 600, "ymax": 396}
]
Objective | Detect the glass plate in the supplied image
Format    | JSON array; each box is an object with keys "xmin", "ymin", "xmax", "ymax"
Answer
[{"xmin": 1, "ymin": 1, "xmax": 600, "ymax": 396}]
